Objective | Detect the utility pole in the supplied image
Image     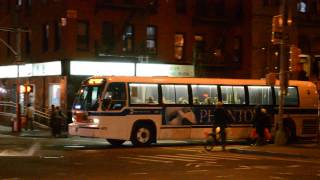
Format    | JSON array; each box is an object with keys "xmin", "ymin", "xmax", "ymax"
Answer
[{"xmin": 274, "ymin": 0, "xmax": 290, "ymax": 145}]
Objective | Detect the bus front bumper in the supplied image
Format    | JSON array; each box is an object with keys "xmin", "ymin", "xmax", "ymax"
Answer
[{"xmin": 68, "ymin": 123, "xmax": 107, "ymax": 138}]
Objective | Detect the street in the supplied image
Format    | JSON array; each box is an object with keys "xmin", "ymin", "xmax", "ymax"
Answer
[{"xmin": 0, "ymin": 135, "xmax": 319, "ymax": 180}]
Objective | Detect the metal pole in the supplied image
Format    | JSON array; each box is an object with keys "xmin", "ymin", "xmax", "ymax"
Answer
[
  {"xmin": 15, "ymin": 29, "xmax": 22, "ymax": 132},
  {"xmin": 275, "ymin": 0, "xmax": 289, "ymax": 145}
]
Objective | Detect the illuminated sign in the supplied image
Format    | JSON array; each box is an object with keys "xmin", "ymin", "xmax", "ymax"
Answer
[
  {"xmin": 136, "ymin": 63, "xmax": 194, "ymax": 77},
  {"xmin": 70, "ymin": 61, "xmax": 135, "ymax": 76},
  {"xmin": 88, "ymin": 78, "xmax": 104, "ymax": 85},
  {"xmin": 0, "ymin": 61, "xmax": 61, "ymax": 78}
]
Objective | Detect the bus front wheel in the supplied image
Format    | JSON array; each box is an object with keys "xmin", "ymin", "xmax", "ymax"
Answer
[
  {"xmin": 107, "ymin": 139, "xmax": 125, "ymax": 146},
  {"xmin": 131, "ymin": 124, "xmax": 154, "ymax": 146}
]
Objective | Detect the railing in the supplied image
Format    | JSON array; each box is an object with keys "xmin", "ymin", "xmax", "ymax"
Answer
[{"xmin": 0, "ymin": 101, "xmax": 50, "ymax": 129}]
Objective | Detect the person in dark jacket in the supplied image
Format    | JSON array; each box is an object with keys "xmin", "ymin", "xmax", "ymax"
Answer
[
  {"xmin": 213, "ymin": 101, "xmax": 229, "ymax": 151},
  {"xmin": 253, "ymin": 106, "xmax": 271, "ymax": 145}
]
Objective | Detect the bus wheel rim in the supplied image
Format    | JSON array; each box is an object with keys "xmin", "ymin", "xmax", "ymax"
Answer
[{"xmin": 137, "ymin": 128, "xmax": 150, "ymax": 143}]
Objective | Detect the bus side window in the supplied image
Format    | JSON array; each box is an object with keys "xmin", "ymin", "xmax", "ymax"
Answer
[{"xmin": 103, "ymin": 82, "xmax": 126, "ymax": 111}]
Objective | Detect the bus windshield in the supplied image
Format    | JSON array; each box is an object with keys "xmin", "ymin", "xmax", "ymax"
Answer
[{"xmin": 73, "ymin": 84, "xmax": 104, "ymax": 111}]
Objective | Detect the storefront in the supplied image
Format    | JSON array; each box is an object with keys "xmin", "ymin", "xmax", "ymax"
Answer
[{"xmin": 0, "ymin": 60, "xmax": 194, "ymax": 119}]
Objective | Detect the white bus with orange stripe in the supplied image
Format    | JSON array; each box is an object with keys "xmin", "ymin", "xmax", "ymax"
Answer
[{"xmin": 68, "ymin": 76, "xmax": 319, "ymax": 146}]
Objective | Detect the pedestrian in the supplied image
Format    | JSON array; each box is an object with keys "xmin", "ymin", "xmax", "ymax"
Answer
[
  {"xmin": 253, "ymin": 106, "xmax": 271, "ymax": 145},
  {"xmin": 25, "ymin": 103, "xmax": 34, "ymax": 131},
  {"xmin": 213, "ymin": 101, "xmax": 229, "ymax": 151},
  {"xmin": 49, "ymin": 104, "xmax": 57, "ymax": 137},
  {"xmin": 53, "ymin": 106, "xmax": 63, "ymax": 137}
]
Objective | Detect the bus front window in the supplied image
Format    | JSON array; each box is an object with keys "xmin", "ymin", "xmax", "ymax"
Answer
[{"xmin": 73, "ymin": 85, "xmax": 104, "ymax": 111}]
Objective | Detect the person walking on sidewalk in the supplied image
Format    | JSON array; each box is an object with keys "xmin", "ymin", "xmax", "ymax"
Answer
[
  {"xmin": 25, "ymin": 103, "xmax": 34, "ymax": 131},
  {"xmin": 213, "ymin": 101, "xmax": 229, "ymax": 151}
]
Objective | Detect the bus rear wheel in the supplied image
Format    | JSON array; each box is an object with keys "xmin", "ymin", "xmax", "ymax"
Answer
[
  {"xmin": 131, "ymin": 125, "xmax": 154, "ymax": 147},
  {"xmin": 107, "ymin": 139, "xmax": 125, "ymax": 146}
]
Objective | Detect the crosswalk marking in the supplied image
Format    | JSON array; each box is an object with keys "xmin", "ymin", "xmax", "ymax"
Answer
[
  {"xmin": 120, "ymin": 152, "xmax": 259, "ymax": 164},
  {"xmin": 176, "ymin": 153, "xmax": 240, "ymax": 161},
  {"xmin": 119, "ymin": 156, "xmax": 172, "ymax": 163},
  {"xmin": 139, "ymin": 155, "xmax": 196, "ymax": 162}
]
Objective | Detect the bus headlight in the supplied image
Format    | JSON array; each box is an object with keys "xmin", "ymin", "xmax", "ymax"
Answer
[{"xmin": 93, "ymin": 118, "xmax": 100, "ymax": 124}]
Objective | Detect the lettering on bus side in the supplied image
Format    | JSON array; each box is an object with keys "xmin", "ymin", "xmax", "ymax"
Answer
[{"xmin": 162, "ymin": 107, "xmax": 255, "ymax": 125}]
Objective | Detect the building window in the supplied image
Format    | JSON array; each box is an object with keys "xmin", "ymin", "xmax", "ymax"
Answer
[
  {"xmin": 101, "ymin": 21, "xmax": 114, "ymax": 53},
  {"xmin": 54, "ymin": 21, "xmax": 61, "ymax": 51},
  {"xmin": 6, "ymin": 32, "xmax": 11, "ymax": 57},
  {"xmin": 232, "ymin": 36, "xmax": 241, "ymax": 63},
  {"xmin": 42, "ymin": 23, "xmax": 49, "ymax": 52},
  {"xmin": 122, "ymin": 25, "xmax": 134, "ymax": 52},
  {"xmin": 16, "ymin": 0, "xmax": 22, "ymax": 6},
  {"xmin": 262, "ymin": 0, "xmax": 280, "ymax": 6},
  {"xmin": 25, "ymin": 31, "xmax": 31, "ymax": 54},
  {"xmin": 195, "ymin": 0, "xmax": 207, "ymax": 16},
  {"xmin": 213, "ymin": 36, "xmax": 226, "ymax": 62},
  {"xmin": 176, "ymin": 0, "xmax": 187, "ymax": 14},
  {"xmin": 297, "ymin": 0, "xmax": 307, "ymax": 13},
  {"xmin": 77, "ymin": 21, "xmax": 89, "ymax": 50},
  {"xmin": 146, "ymin": 26, "xmax": 157, "ymax": 54},
  {"xmin": 174, "ymin": 33, "xmax": 185, "ymax": 60},
  {"xmin": 213, "ymin": 0, "xmax": 225, "ymax": 16},
  {"xmin": 193, "ymin": 35, "xmax": 205, "ymax": 62}
]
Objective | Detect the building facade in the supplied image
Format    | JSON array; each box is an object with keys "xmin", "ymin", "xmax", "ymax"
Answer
[{"xmin": 0, "ymin": 0, "xmax": 319, "ymax": 116}]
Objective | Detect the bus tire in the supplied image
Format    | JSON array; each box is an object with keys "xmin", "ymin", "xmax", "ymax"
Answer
[
  {"xmin": 283, "ymin": 118, "xmax": 297, "ymax": 144},
  {"xmin": 106, "ymin": 139, "xmax": 125, "ymax": 146},
  {"xmin": 131, "ymin": 123, "xmax": 155, "ymax": 147}
]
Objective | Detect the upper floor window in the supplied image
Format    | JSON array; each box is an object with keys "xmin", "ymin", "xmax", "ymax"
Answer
[
  {"xmin": 174, "ymin": 33, "xmax": 185, "ymax": 60},
  {"xmin": 262, "ymin": 0, "xmax": 280, "ymax": 6},
  {"xmin": 101, "ymin": 21, "xmax": 115, "ymax": 53},
  {"xmin": 123, "ymin": 25, "xmax": 134, "ymax": 52},
  {"xmin": 193, "ymin": 35, "xmax": 205, "ymax": 61},
  {"xmin": 176, "ymin": 0, "xmax": 187, "ymax": 14},
  {"xmin": 297, "ymin": 0, "xmax": 307, "ymax": 13},
  {"xmin": 77, "ymin": 21, "xmax": 89, "ymax": 50},
  {"xmin": 195, "ymin": 0, "xmax": 207, "ymax": 16},
  {"xmin": 42, "ymin": 23, "xmax": 50, "ymax": 52},
  {"xmin": 54, "ymin": 21, "xmax": 61, "ymax": 51},
  {"xmin": 146, "ymin": 26, "xmax": 157, "ymax": 54},
  {"xmin": 25, "ymin": 31, "xmax": 31, "ymax": 54}
]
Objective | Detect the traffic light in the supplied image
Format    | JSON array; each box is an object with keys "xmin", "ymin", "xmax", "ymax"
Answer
[
  {"xmin": 289, "ymin": 45, "xmax": 301, "ymax": 72},
  {"xmin": 20, "ymin": 85, "xmax": 33, "ymax": 93},
  {"xmin": 271, "ymin": 15, "xmax": 283, "ymax": 44}
]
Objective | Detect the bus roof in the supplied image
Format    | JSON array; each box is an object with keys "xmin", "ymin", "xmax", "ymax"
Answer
[{"xmin": 87, "ymin": 76, "xmax": 316, "ymax": 87}]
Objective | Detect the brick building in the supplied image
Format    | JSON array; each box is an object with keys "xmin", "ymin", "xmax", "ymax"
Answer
[{"xmin": 0, "ymin": 0, "xmax": 319, "ymax": 115}]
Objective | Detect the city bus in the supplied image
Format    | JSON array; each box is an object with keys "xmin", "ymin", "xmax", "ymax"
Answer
[{"xmin": 68, "ymin": 76, "xmax": 319, "ymax": 146}]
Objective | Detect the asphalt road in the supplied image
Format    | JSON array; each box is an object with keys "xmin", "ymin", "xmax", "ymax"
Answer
[{"xmin": 0, "ymin": 136, "xmax": 319, "ymax": 180}]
